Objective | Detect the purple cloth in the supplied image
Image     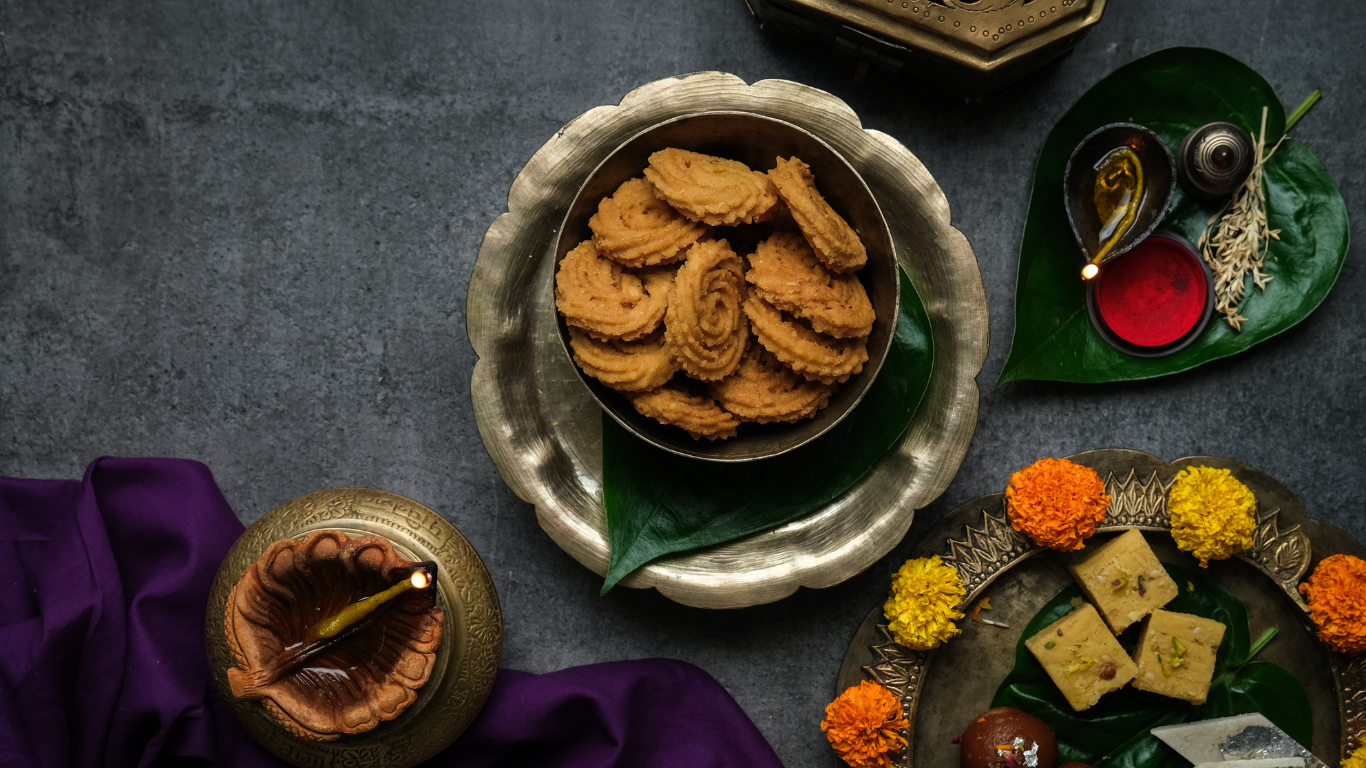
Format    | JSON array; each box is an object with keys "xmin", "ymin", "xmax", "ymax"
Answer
[{"xmin": 0, "ymin": 458, "xmax": 784, "ymax": 768}]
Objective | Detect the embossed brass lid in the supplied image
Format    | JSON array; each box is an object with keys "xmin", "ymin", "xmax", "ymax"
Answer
[
  {"xmin": 744, "ymin": 0, "xmax": 1108, "ymax": 97},
  {"xmin": 206, "ymin": 488, "xmax": 503, "ymax": 768}
]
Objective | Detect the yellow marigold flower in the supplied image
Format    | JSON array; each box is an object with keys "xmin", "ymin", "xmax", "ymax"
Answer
[
  {"xmin": 1299, "ymin": 554, "xmax": 1366, "ymax": 655},
  {"xmin": 1343, "ymin": 737, "xmax": 1366, "ymax": 768},
  {"xmin": 1168, "ymin": 466, "xmax": 1257, "ymax": 567},
  {"xmin": 820, "ymin": 680, "xmax": 909, "ymax": 768},
  {"xmin": 883, "ymin": 555, "xmax": 965, "ymax": 650},
  {"xmin": 1005, "ymin": 457, "xmax": 1110, "ymax": 551}
]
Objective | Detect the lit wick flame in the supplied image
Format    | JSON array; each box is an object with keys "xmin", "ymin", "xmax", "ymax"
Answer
[
  {"xmin": 1081, "ymin": 263, "xmax": 1100, "ymax": 281},
  {"xmin": 409, "ymin": 570, "xmax": 431, "ymax": 589}
]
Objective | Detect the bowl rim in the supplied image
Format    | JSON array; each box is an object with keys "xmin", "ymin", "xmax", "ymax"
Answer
[{"xmin": 551, "ymin": 109, "xmax": 899, "ymax": 463}]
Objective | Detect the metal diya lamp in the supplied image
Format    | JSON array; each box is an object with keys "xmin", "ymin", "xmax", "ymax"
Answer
[
  {"xmin": 1064, "ymin": 122, "xmax": 1175, "ymax": 282},
  {"xmin": 1064, "ymin": 124, "xmax": 1216, "ymax": 357}
]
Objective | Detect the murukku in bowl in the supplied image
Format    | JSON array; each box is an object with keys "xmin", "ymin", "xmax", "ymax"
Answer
[{"xmin": 551, "ymin": 111, "xmax": 898, "ymax": 462}]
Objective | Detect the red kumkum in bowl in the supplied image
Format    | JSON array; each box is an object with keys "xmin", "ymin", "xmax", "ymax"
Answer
[{"xmin": 1085, "ymin": 231, "xmax": 1214, "ymax": 357}]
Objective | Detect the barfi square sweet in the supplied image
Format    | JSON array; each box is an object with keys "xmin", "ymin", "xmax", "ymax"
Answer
[
  {"xmin": 1025, "ymin": 603, "xmax": 1138, "ymax": 711},
  {"xmin": 1068, "ymin": 529, "xmax": 1179, "ymax": 634},
  {"xmin": 1131, "ymin": 609, "xmax": 1226, "ymax": 704}
]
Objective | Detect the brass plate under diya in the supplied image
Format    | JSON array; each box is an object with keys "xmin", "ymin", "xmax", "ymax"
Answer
[
  {"xmin": 205, "ymin": 488, "xmax": 502, "ymax": 768},
  {"xmin": 467, "ymin": 71, "xmax": 989, "ymax": 609},
  {"xmin": 837, "ymin": 448, "xmax": 1365, "ymax": 767}
]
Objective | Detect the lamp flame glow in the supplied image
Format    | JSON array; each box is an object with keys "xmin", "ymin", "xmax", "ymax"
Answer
[
  {"xmin": 410, "ymin": 570, "xmax": 430, "ymax": 589},
  {"xmin": 1082, "ymin": 263, "xmax": 1100, "ymax": 281}
]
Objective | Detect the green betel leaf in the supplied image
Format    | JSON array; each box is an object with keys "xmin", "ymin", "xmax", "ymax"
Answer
[
  {"xmin": 600, "ymin": 269, "xmax": 933, "ymax": 593},
  {"xmin": 991, "ymin": 562, "xmax": 1310, "ymax": 768},
  {"xmin": 998, "ymin": 47, "xmax": 1348, "ymax": 384}
]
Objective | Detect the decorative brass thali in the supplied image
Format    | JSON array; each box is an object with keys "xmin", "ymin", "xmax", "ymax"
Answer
[
  {"xmin": 205, "ymin": 488, "xmax": 503, "ymax": 768},
  {"xmin": 837, "ymin": 448, "xmax": 1366, "ymax": 767},
  {"xmin": 467, "ymin": 72, "xmax": 989, "ymax": 609}
]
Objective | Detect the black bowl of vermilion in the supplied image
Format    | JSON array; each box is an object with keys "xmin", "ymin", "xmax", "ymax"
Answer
[{"xmin": 1085, "ymin": 231, "xmax": 1214, "ymax": 358}]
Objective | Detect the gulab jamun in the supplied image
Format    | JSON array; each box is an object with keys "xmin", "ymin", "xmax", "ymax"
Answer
[{"xmin": 959, "ymin": 707, "xmax": 1057, "ymax": 768}]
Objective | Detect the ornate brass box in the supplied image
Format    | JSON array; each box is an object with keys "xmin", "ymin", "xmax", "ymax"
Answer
[{"xmin": 743, "ymin": 0, "xmax": 1108, "ymax": 98}]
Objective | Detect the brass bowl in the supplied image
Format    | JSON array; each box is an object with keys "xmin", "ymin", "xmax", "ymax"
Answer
[
  {"xmin": 1064, "ymin": 122, "xmax": 1175, "ymax": 269},
  {"xmin": 553, "ymin": 112, "xmax": 899, "ymax": 462}
]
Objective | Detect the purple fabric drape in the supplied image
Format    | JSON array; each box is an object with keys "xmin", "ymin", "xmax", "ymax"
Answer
[{"xmin": 0, "ymin": 458, "xmax": 784, "ymax": 768}]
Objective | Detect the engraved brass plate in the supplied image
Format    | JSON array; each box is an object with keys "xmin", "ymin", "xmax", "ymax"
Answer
[
  {"xmin": 467, "ymin": 72, "xmax": 988, "ymax": 609},
  {"xmin": 205, "ymin": 488, "xmax": 503, "ymax": 768},
  {"xmin": 837, "ymin": 449, "xmax": 1365, "ymax": 767}
]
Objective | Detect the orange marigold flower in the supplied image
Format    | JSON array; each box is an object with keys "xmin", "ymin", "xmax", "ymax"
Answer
[
  {"xmin": 821, "ymin": 680, "xmax": 909, "ymax": 768},
  {"xmin": 1299, "ymin": 554, "xmax": 1366, "ymax": 655},
  {"xmin": 1005, "ymin": 457, "xmax": 1110, "ymax": 551}
]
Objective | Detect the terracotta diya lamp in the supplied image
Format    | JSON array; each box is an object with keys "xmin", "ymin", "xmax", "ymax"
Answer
[
  {"xmin": 1085, "ymin": 231, "xmax": 1214, "ymax": 357},
  {"xmin": 224, "ymin": 530, "xmax": 444, "ymax": 741}
]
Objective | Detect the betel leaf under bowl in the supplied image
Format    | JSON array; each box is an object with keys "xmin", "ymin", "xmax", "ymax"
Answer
[
  {"xmin": 224, "ymin": 530, "xmax": 443, "ymax": 742},
  {"xmin": 1064, "ymin": 122, "xmax": 1176, "ymax": 270},
  {"xmin": 553, "ymin": 111, "xmax": 899, "ymax": 462}
]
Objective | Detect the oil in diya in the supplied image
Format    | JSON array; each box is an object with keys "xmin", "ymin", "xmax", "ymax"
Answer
[
  {"xmin": 228, "ymin": 561, "xmax": 439, "ymax": 699},
  {"xmin": 1086, "ymin": 231, "xmax": 1214, "ymax": 357},
  {"xmin": 1089, "ymin": 147, "xmax": 1145, "ymax": 270}
]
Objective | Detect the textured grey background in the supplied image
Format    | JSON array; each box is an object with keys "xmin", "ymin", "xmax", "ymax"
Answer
[{"xmin": 2, "ymin": 1, "xmax": 1363, "ymax": 765}]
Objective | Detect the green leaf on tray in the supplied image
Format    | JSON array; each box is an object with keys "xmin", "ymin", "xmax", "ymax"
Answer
[
  {"xmin": 600, "ymin": 268, "xmax": 934, "ymax": 593},
  {"xmin": 998, "ymin": 47, "xmax": 1349, "ymax": 384},
  {"xmin": 991, "ymin": 562, "xmax": 1311, "ymax": 768}
]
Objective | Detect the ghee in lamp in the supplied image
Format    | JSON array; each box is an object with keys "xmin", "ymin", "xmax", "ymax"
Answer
[
  {"xmin": 311, "ymin": 566, "xmax": 435, "ymax": 640},
  {"xmin": 1085, "ymin": 231, "xmax": 1214, "ymax": 357},
  {"xmin": 1084, "ymin": 147, "xmax": 1145, "ymax": 277}
]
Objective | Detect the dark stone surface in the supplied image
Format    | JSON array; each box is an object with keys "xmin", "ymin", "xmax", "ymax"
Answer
[{"xmin": 1, "ymin": 1, "xmax": 1362, "ymax": 765}]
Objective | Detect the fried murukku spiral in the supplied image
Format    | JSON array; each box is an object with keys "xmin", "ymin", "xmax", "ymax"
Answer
[
  {"xmin": 665, "ymin": 239, "xmax": 749, "ymax": 381},
  {"xmin": 569, "ymin": 326, "xmax": 678, "ymax": 392},
  {"xmin": 768, "ymin": 156, "xmax": 867, "ymax": 274},
  {"xmin": 744, "ymin": 294, "xmax": 868, "ymax": 385},
  {"xmin": 626, "ymin": 381, "xmax": 741, "ymax": 441},
  {"xmin": 708, "ymin": 343, "xmax": 836, "ymax": 423},
  {"xmin": 556, "ymin": 240, "xmax": 673, "ymax": 341},
  {"xmin": 747, "ymin": 231, "xmax": 875, "ymax": 339},
  {"xmin": 644, "ymin": 149, "xmax": 779, "ymax": 226},
  {"xmin": 588, "ymin": 178, "xmax": 708, "ymax": 267}
]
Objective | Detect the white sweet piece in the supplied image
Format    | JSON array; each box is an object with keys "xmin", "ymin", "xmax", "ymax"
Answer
[
  {"xmin": 1151, "ymin": 714, "xmax": 1275, "ymax": 764},
  {"xmin": 1191, "ymin": 754, "xmax": 1305, "ymax": 759}
]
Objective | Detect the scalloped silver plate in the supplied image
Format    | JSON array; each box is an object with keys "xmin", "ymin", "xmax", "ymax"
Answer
[
  {"xmin": 837, "ymin": 449, "xmax": 1366, "ymax": 767},
  {"xmin": 467, "ymin": 72, "xmax": 989, "ymax": 609}
]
